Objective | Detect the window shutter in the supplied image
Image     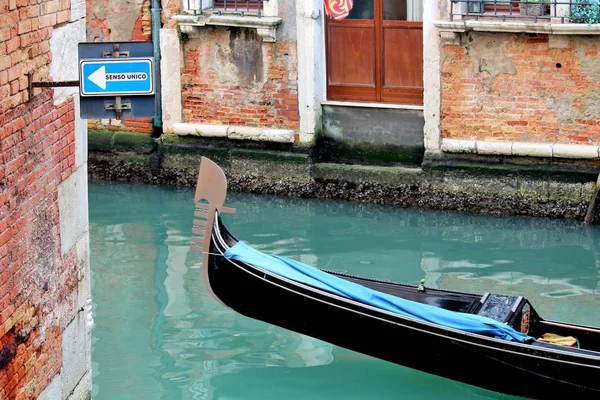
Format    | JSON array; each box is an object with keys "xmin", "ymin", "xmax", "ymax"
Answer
[
  {"xmin": 484, "ymin": 1, "xmax": 520, "ymax": 12},
  {"xmin": 213, "ymin": 0, "xmax": 260, "ymax": 9}
]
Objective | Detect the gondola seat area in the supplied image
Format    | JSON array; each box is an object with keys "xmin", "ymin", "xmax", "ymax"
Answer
[
  {"xmin": 223, "ymin": 240, "xmax": 576, "ymax": 346},
  {"xmin": 223, "ymin": 238, "xmax": 600, "ymax": 355}
]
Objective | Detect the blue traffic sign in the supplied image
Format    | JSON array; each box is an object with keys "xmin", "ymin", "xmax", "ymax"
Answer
[{"xmin": 79, "ymin": 57, "xmax": 154, "ymax": 97}]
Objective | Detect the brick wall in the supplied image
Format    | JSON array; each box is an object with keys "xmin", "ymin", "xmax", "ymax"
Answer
[
  {"xmin": 441, "ymin": 33, "xmax": 600, "ymax": 145},
  {"xmin": 181, "ymin": 28, "xmax": 299, "ymax": 134},
  {"xmin": 0, "ymin": 1, "xmax": 87, "ymax": 399}
]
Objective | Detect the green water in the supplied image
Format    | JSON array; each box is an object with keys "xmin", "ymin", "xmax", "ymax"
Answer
[{"xmin": 89, "ymin": 181, "xmax": 600, "ymax": 400}]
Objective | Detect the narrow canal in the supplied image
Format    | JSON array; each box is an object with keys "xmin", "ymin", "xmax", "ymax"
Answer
[{"xmin": 89, "ymin": 180, "xmax": 600, "ymax": 400}]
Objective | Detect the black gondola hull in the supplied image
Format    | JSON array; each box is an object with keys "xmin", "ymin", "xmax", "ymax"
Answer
[{"xmin": 205, "ymin": 219, "xmax": 600, "ymax": 399}]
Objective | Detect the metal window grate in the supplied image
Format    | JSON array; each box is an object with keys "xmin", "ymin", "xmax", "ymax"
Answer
[
  {"xmin": 450, "ymin": 1, "xmax": 600, "ymax": 24},
  {"xmin": 184, "ymin": 0, "xmax": 266, "ymax": 18}
]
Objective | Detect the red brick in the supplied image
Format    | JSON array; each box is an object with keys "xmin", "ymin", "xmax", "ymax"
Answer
[
  {"xmin": 17, "ymin": 19, "xmax": 31, "ymax": 35},
  {"xmin": 5, "ymin": 37, "xmax": 19, "ymax": 54},
  {"xmin": 20, "ymin": 4, "xmax": 39, "ymax": 19},
  {"xmin": 9, "ymin": 79, "xmax": 19, "ymax": 95},
  {"xmin": 56, "ymin": 10, "xmax": 69, "ymax": 24}
]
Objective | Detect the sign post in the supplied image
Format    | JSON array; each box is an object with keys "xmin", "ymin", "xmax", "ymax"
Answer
[{"xmin": 78, "ymin": 42, "xmax": 157, "ymax": 120}]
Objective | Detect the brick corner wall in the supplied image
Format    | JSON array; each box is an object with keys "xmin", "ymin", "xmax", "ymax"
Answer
[
  {"xmin": 1, "ymin": 1, "xmax": 90, "ymax": 399},
  {"xmin": 441, "ymin": 33, "xmax": 600, "ymax": 146}
]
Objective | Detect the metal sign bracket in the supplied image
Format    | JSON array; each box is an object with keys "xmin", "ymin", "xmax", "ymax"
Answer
[{"xmin": 103, "ymin": 44, "xmax": 131, "ymax": 120}]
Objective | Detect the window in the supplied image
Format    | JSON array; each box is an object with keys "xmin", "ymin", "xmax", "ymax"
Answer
[
  {"xmin": 183, "ymin": 0, "xmax": 264, "ymax": 14},
  {"xmin": 213, "ymin": 0, "xmax": 261, "ymax": 10}
]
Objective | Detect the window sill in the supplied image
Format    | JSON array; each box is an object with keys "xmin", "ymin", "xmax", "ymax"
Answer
[
  {"xmin": 173, "ymin": 14, "xmax": 283, "ymax": 42},
  {"xmin": 434, "ymin": 19, "xmax": 600, "ymax": 41}
]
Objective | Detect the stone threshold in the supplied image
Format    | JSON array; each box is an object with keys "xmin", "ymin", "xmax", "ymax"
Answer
[
  {"xmin": 321, "ymin": 100, "xmax": 424, "ymax": 111},
  {"xmin": 442, "ymin": 139, "xmax": 600, "ymax": 160}
]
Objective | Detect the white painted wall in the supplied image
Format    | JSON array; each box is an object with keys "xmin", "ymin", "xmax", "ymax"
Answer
[
  {"xmin": 47, "ymin": 4, "xmax": 92, "ymax": 399},
  {"xmin": 295, "ymin": 0, "xmax": 326, "ymax": 144},
  {"xmin": 423, "ymin": 0, "xmax": 444, "ymax": 152},
  {"xmin": 49, "ymin": 19, "xmax": 86, "ymax": 104},
  {"xmin": 160, "ymin": 28, "xmax": 183, "ymax": 132}
]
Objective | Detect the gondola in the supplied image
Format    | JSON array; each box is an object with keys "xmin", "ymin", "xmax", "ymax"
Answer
[{"xmin": 191, "ymin": 157, "xmax": 600, "ymax": 399}]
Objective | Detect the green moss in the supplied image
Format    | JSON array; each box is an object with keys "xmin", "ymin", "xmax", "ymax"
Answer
[
  {"xmin": 112, "ymin": 132, "xmax": 156, "ymax": 154},
  {"xmin": 422, "ymin": 150, "xmax": 599, "ymax": 182},
  {"xmin": 313, "ymin": 163, "xmax": 423, "ymax": 186},
  {"xmin": 317, "ymin": 137, "xmax": 424, "ymax": 166},
  {"xmin": 88, "ymin": 130, "xmax": 114, "ymax": 153},
  {"xmin": 231, "ymin": 149, "xmax": 310, "ymax": 165},
  {"xmin": 159, "ymin": 133, "xmax": 296, "ymax": 153}
]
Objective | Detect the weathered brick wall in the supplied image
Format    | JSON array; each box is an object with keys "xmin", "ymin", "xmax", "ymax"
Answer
[
  {"xmin": 86, "ymin": 0, "xmax": 150, "ymax": 42},
  {"xmin": 86, "ymin": 0, "xmax": 154, "ymax": 133},
  {"xmin": 1, "ymin": 1, "xmax": 89, "ymax": 399},
  {"xmin": 181, "ymin": 28, "xmax": 299, "ymax": 133},
  {"xmin": 161, "ymin": 0, "xmax": 179, "ymax": 29},
  {"xmin": 441, "ymin": 33, "xmax": 600, "ymax": 145}
]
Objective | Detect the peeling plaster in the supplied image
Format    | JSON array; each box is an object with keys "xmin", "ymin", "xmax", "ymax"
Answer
[
  {"xmin": 212, "ymin": 27, "xmax": 266, "ymax": 87},
  {"xmin": 87, "ymin": 0, "xmax": 145, "ymax": 41},
  {"xmin": 546, "ymin": 92, "xmax": 578, "ymax": 123},
  {"xmin": 575, "ymin": 37, "xmax": 600, "ymax": 83},
  {"xmin": 465, "ymin": 33, "xmax": 517, "ymax": 79},
  {"xmin": 580, "ymin": 87, "xmax": 600, "ymax": 119}
]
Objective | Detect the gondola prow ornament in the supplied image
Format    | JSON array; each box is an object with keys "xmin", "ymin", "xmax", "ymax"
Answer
[{"xmin": 190, "ymin": 157, "xmax": 235, "ymax": 266}]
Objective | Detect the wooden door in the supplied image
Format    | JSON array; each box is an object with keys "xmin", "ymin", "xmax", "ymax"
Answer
[{"xmin": 326, "ymin": 0, "xmax": 423, "ymax": 105}]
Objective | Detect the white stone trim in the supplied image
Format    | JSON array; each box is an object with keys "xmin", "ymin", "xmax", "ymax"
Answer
[
  {"xmin": 423, "ymin": 0, "xmax": 443, "ymax": 152},
  {"xmin": 435, "ymin": 20, "xmax": 600, "ymax": 37},
  {"xmin": 442, "ymin": 139, "xmax": 600, "ymax": 159},
  {"xmin": 160, "ymin": 29, "xmax": 183, "ymax": 132},
  {"xmin": 173, "ymin": 122, "xmax": 295, "ymax": 143},
  {"xmin": 263, "ymin": 0, "xmax": 278, "ymax": 17},
  {"xmin": 321, "ymin": 100, "xmax": 424, "ymax": 111},
  {"xmin": 440, "ymin": 139, "xmax": 476, "ymax": 154},
  {"xmin": 553, "ymin": 143, "xmax": 600, "ymax": 159},
  {"xmin": 295, "ymin": 0, "xmax": 325, "ymax": 145}
]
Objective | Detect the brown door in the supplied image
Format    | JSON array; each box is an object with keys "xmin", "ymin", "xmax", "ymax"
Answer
[{"xmin": 326, "ymin": 0, "xmax": 423, "ymax": 105}]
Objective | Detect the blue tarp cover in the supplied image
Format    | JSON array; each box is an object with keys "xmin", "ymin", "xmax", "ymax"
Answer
[{"xmin": 224, "ymin": 241, "xmax": 534, "ymax": 343}]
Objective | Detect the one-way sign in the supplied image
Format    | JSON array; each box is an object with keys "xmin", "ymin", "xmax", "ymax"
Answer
[{"xmin": 79, "ymin": 57, "xmax": 154, "ymax": 97}]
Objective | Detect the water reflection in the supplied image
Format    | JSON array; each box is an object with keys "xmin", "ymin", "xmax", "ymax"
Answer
[{"xmin": 90, "ymin": 181, "xmax": 600, "ymax": 400}]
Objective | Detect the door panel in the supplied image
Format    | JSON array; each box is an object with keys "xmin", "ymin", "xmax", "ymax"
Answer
[
  {"xmin": 327, "ymin": 25, "xmax": 376, "ymax": 87},
  {"xmin": 381, "ymin": 22, "xmax": 423, "ymax": 104},
  {"xmin": 326, "ymin": 18, "xmax": 378, "ymax": 101}
]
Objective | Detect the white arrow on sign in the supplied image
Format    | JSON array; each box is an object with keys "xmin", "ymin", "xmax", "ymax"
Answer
[
  {"xmin": 87, "ymin": 66, "xmax": 149, "ymax": 90},
  {"xmin": 88, "ymin": 66, "xmax": 106, "ymax": 89}
]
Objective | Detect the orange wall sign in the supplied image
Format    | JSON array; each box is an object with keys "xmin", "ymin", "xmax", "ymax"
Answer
[{"xmin": 324, "ymin": 0, "xmax": 354, "ymax": 20}]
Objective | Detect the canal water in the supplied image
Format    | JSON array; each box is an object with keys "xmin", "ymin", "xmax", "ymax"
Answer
[{"xmin": 89, "ymin": 181, "xmax": 600, "ymax": 400}]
